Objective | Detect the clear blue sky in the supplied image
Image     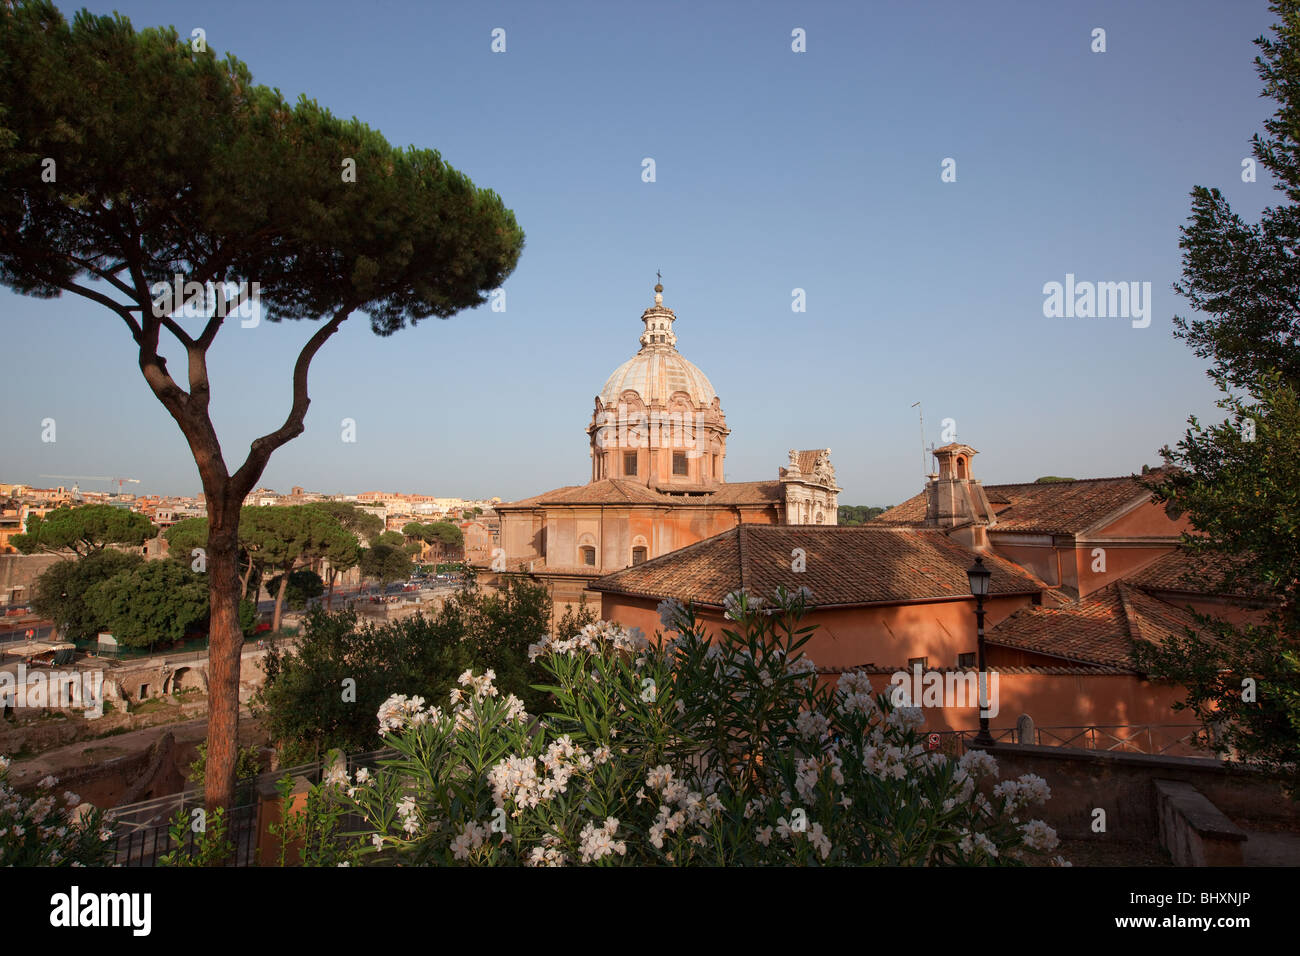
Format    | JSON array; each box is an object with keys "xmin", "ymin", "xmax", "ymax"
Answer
[{"xmin": 0, "ymin": 0, "xmax": 1280, "ymax": 506}]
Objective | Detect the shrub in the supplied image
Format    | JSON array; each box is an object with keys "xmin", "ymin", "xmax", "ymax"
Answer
[
  {"xmin": 0, "ymin": 757, "xmax": 115, "ymax": 866},
  {"xmin": 317, "ymin": 588, "xmax": 1068, "ymax": 866}
]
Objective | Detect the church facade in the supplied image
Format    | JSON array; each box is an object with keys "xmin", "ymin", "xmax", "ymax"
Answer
[{"xmin": 483, "ymin": 281, "xmax": 840, "ymax": 611}]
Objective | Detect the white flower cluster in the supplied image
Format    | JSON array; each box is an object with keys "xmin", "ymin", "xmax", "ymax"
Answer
[
  {"xmin": 644, "ymin": 765, "xmax": 723, "ymax": 850},
  {"xmin": 657, "ymin": 598, "xmax": 688, "ymax": 633},
  {"xmin": 958, "ymin": 828, "xmax": 1000, "ymax": 859},
  {"xmin": 323, "ymin": 762, "xmax": 350, "ymax": 789},
  {"xmin": 487, "ymin": 735, "xmax": 591, "ymax": 813},
  {"xmin": 376, "ymin": 694, "xmax": 445, "ymax": 737},
  {"xmin": 524, "ymin": 833, "xmax": 567, "ymax": 867},
  {"xmin": 794, "ymin": 709, "xmax": 831, "ymax": 741},
  {"xmin": 957, "ymin": 748, "xmax": 999, "ymax": 780},
  {"xmin": 1020, "ymin": 819, "xmax": 1059, "ymax": 851},
  {"xmin": 722, "ymin": 589, "xmax": 763, "ymax": 621},
  {"xmin": 451, "ymin": 669, "xmax": 498, "ymax": 705},
  {"xmin": 787, "ymin": 654, "xmax": 819, "ymax": 688},
  {"xmin": 993, "ymin": 773, "xmax": 1052, "ymax": 811},
  {"xmin": 528, "ymin": 621, "xmax": 650, "ymax": 661},
  {"xmin": 396, "ymin": 795, "xmax": 423, "ymax": 836},
  {"xmin": 770, "ymin": 816, "xmax": 832, "ymax": 860},
  {"xmin": 861, "ymin": 742, "xmax": 918, "ymax": 781},
  {"xmin": 835, "ymin": 671, "xmax": 878, "ymax": 715},
  {"xmin": 794, "ymin": 752, "xmax": 845, "ymax": 802},
  {"xmin": 578, "ymin": 817, "xmax": 627, "ymax": 863},
  {"xmin": 451, "ymin": 821, "xmax": 488, "ymax": 860},
  {"xmin": 0, "ymin": 758, "xmax": 103, "ymax": 866},
  {"xmin": 885, "ymin": 705, "xmax": 926, "ymax": 732}
]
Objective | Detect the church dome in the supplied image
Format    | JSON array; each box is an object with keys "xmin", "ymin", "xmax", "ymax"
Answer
[
  {"xmin": 597, "ymin": 282, "xmax": 718, "ymax": 408},
  {"xmin": 599, "ymin": 350, "xmax": 717, "ymax": 407}
]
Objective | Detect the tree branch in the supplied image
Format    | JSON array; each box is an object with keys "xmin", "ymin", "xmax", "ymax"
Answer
[{"xmin": 230, "ymin": 306, "xmax": 356, "ymax": 497}]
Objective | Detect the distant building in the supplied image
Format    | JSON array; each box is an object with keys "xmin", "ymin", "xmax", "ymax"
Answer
[{"xmin": 487, "ymin": 281, "xmax": 840, "ymax": 613}]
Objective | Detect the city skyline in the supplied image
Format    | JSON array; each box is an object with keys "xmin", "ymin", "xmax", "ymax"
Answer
[{"xmin": 0, "ymin": 0, "xmax": 1276, "ymax": 507}]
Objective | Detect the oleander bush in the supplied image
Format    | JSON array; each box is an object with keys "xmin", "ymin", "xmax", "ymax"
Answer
[
  {"xmin": 0, "ymin": 757, "xmax": 115, "ymax": 866},
  {"xmin": 319, "ymin": 588, "xmax": 1068, "ymax": 866}
]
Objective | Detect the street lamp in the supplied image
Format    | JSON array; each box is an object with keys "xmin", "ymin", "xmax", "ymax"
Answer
[{"xmin": 966, "ymin": 556, "xmax": 995, "ymax": 747}]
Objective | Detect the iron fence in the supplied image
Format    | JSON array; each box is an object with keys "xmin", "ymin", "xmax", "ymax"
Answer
[
  {"xmin": 105, "ymin": 748, "xmax": 394, "ymax": 867},
  {"xmin": 929, "ymin": 723, "xmax": 1208, "ymax": 757}
]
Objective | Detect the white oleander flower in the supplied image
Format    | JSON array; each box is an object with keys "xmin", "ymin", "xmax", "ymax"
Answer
[
  {"xmin": 1020, "ymin": 819, "xmax": 1059, "ymax": 852},
  {"xmin": 807, "ymin": 822, "xmax": 831, "ymax": 861},
  {"xmin": 657, "ymin": 598, "xmax": 687, "ymax": 632},
  {"xmin": 451, "ymin": 822, "xmax": 487, "ymax": 861},
  {"xmin": 957, "ymin": 749, "xmax": 998, "ymax": 779},
  {"xmin": 795, "ymin": 710, "xmax": 830, "ymax": 741},
  {"xmin": 578, "ymin": 817, "xmax": 626, "ymax": 863}
]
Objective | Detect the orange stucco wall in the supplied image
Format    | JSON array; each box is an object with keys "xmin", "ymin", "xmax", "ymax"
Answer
[
  {"xmin": 1072, "ymin": 544, "xmax": 1177, "ymax": 597},
  {"xmin": 854, "ymin": 671, "xmax": 1189, "ymax": 736},
  {"xmin": 1102, "ymin": 499, "xmax": 1193, "ymax": 537},
  {"xmin": 599, "ymin": 593, "xmax": 1189, "ymax": 736},
  {"xmin": 600, "ymin": 592, "xmax": 1033, "ymax": 671},
  {"xmin": 500, "ymin": 503, "xmax": 780, "ymax": 574}
]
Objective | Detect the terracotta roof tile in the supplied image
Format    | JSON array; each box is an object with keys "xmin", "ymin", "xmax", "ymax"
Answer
[
  {"xmin": 1126, "ymin": 546, "xmax": 1259, "ymax": 598},
  {"xmin": 500, "ymin": 479, "xmax": 784, "ymax": 509},
  {"xmin": 871, "ymin": 473, "xmax": 1166, "ymax": 536},
  {"xmin": 591, "ymin": 525, "xmax": 1042, "ymax": 606},
  {"xmin": 988, "ymin": 581, "xmax": 1204, "ymax": 671},
  {"xmin": 498, "ymin": 479, "xmax": 668, "ymax": 508}
]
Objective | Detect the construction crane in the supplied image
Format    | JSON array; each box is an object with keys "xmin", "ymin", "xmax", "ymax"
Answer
[{"xmin": 39, "ymin": 475, "xmax": 141, "ymax": 496}]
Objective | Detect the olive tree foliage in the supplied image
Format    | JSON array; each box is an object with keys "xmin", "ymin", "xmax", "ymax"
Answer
[{"xmin": 0, "ymin": 2, "xmax": 524, "ymax": 809}]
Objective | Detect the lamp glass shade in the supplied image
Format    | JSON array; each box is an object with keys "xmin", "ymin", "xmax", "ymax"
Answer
[{"xmin": 967, "ymin": 557, "xmax": 992, "ymax": 598}]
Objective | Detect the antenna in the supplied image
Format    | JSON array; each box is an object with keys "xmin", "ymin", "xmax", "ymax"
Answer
[{"xmin": 911, "ymin": 402, "xmax": 927, "ymax": 484}]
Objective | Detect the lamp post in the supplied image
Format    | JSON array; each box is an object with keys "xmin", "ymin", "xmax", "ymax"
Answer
[{"xmin": 966, "ymin": 556, "xmax": 995, "ymax": 747}]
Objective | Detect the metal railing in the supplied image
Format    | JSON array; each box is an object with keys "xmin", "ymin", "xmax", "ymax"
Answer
[
  {"xmin": 105, "ymin": 747, "xmax": 395, "ymax": 867},
  {"xmin": 112, "ymin": 802, "xmax": 260, "ymax": 867},
  {"xmin": 1031, "ymin": 723, "xmax": 1208, "ymax": 756},
  {"xmin": 931, "ymin": 723, "xmax": 1208, "ymax": 757}
]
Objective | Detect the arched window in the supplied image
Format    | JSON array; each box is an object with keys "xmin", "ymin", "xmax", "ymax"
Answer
[{"xmin": 956, "ymin": 456, "xmax": 968, "ymax": 479}]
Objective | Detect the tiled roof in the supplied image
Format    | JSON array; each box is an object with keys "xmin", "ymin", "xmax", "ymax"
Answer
[
  {"xmin": 591, "ymin": 525, "xmax": 1043, "ymax": 606},
  {"xmin": 868, "ymin": 493, "xmax": 928, "ymax": 527},
  {"xmin": 776, "ymin": 450, "xmax": 824, "ymax": 478},
  {"xmin": 698, "ymin": 480, "xmax": 783, "ymax": 505},
  {"xmin": 988, "ymin": 581, "xmax": 1203, "ymax": 671},
  {"xmin": 1126, "ymin": 546, "xmax": 1259, "ymax": 598},
  {"xmin": 498, "ymin": 479, "xmax": 670, "ymax": 508},
  {"xmin": 833, "ymin": 664, "xmax": 1131, "ymax": 676},
  {"xmin": 498, "ymin": 478, "xmax": 783, "ymax": 509},
  {"xmin": 871, "ymin": 473, "xmax": 1164, "ymax": 535}
]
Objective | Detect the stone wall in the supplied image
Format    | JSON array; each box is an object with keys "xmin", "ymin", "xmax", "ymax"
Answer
[
  {"xmin": 979, "ymin": 742, "xmax": 1298, "ymax": 844},
  {"xmin": 0, "ymin": 553, "xmax": 65, "ymax": 605}
]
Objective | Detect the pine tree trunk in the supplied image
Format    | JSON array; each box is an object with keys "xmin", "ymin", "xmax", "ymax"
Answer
[
  {"xmin": 204, "ymin": 491, "xmax": 244, "ymax": 814},
  {"xmin": 272, "ymin": 567, "xmax": 291, "ymax": 633}
]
